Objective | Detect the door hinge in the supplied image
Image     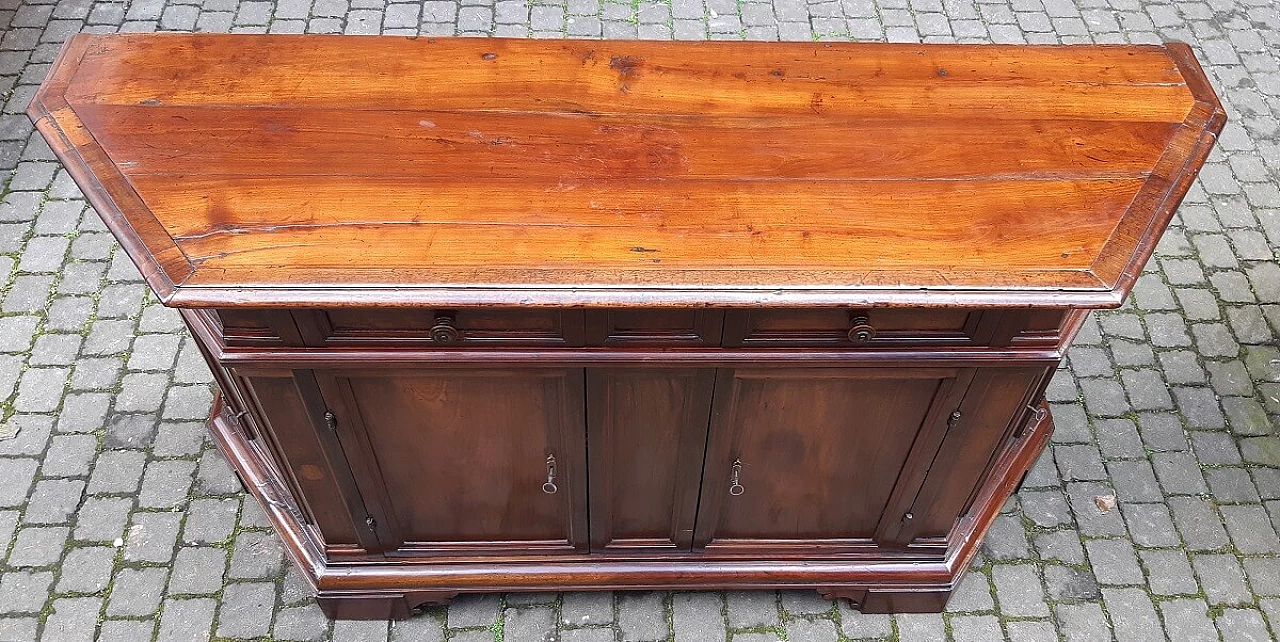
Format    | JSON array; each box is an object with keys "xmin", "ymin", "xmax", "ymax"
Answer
[
  {"xmin": 947, "ymin": 410, "xmax": 962, "ymax": 429},
  {"xmin": 324, "ymin": 410, "xmax": 338, "ymax": 431},
  {"xmin": 365, "ymin": 515, "xmax": 377, "ymax": 531}
]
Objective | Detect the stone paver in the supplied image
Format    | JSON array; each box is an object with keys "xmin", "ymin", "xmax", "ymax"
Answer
[{"xmin": 0, "ymin": 0, "xmax": 1277, "ymax": 639}]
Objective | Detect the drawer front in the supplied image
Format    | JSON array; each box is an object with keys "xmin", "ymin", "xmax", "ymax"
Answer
[
  {"xmin": 1011, "ymin": 309, "xmax": 1074, "ymax": 347},
  {"xmin": 208, "ymin": 309, "xmax": 295, "ymax": 346},
  {"xmin": 722, "ymin": 309, "xmax": 989, "ymax": 347},
  {"xmin": 586, "ymin": 310, "xmax": 723, "ymax": 347},
  {"xmin": 299, "ymin": 309, "xmax": 586, "ymax": 348},
  {"xmin": 203, "ymin": 308, "xmax": 1069, "ymax": 350}
]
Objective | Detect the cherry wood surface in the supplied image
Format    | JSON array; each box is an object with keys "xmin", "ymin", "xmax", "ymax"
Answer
[{"xmin": 31, "ymin": 34, "xmax": 1222, "ymax": 308}]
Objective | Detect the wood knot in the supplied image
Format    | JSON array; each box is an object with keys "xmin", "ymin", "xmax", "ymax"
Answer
[
  {"xmin": 610, "ymin": 56, "xmax": 643, "ymax": 94},
  {"xmin": 609, "ymin": 55, "xmax": 641, "ymax": 74}
]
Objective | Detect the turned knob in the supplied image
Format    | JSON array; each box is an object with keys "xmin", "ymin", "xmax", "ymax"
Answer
[
  {"xmin": 430, "ymin": 316, "xmax": 460, "ymax": 343},
  {"xmin": 848, "ymin": 316, "xmax": 876, "ymax": 342}
]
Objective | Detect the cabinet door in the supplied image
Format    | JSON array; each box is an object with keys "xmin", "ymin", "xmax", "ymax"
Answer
[
  {"xmin": 879, "ymin": 366, "xmax": 1051, "ymax": 546},
  {"xmin": 234, "ymin": 371, "xmax": 370, "ymax": 549},
  {"xmin": 693, "ymin": 367, "xmax": 969, "ymax": 550},
  {"xmin": 586, "ymin": 369, "xmax": 714, "ymax": 552},
  {"xmin": 317, "ymin": 368, "xmax": 588, "ymax": 556}
]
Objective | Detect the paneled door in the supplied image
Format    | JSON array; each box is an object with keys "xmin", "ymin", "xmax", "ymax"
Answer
[
  {"xmin": 878, "ymin": 366, "xmax": 1051, "ymax": 546},
  {"xmin": 235, "ymin": 370, "xmax": 374, "ymax": 550},
  {"xmin": 692, "ymin": 367, "xmax": 972, "ymax": 551},
  {"xmin": 313, "ymin": 368, "xmax": 588, "ymax": 556}
]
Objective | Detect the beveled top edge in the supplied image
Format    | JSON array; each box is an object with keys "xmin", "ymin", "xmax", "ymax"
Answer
[
  {"xmin": 28, "ymin": 34, "xmax": 1224, "ymax": 310},
  {"xmin": 162, "ymin": 284, "xmax": 1127, "ymax": 309}
]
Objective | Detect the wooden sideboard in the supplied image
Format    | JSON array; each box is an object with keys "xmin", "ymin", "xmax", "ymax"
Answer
[{"xmin": 30, "ymin": 34, "xmax": 1223, "ymax": 619}]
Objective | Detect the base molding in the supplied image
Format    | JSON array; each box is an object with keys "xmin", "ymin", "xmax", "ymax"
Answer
[
  {"xmin": 316, "ymin": 592, "xmax": 459, "ymax": 619},
  {"xmin": 818, "ymin": 586, "xmax": 955, "ymax": 613},
  {"xmin": 207, "ymin": 393, "xmax": 1053, "ymax": 620}
]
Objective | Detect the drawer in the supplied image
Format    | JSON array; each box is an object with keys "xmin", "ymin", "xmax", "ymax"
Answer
[
  {"xmin": 206, "ymin": 309, "xmax": 294, "ymax": 346},
  {"xmin": 201, "ymin": 307, "xmax": 1070, "ymax": 350},
  {"xmin": 1010, "ymin": 310, "xmax": 1075, "ymax": 347},
  {"xmin": 586, "ymin": 310, "xmax": 723, "ymax": 346},
  {"xmin": 722, "ymin": 309, "xmax": 990, "ymax": 347},
  {"xmin": 301, "ymin": 309, "xmax": 585, "ymax": 347}
]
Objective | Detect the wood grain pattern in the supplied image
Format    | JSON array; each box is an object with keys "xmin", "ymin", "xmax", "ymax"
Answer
[
  {"xmin": 79, "ymin": 105, "xmax": 1177, "ymax": 180},
  {"xmin": 30, "ymin": 34, "xmax": 1223, "ymax": 308},
  {"xmin": 64, "ymin": 37, "xmax": 1193, "ymax": 115}
]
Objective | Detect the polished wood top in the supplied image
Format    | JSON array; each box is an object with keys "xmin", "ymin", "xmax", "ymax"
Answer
[{"xmin": 30, "ymin": 34, "xmax": 1223, "ymax": 308}]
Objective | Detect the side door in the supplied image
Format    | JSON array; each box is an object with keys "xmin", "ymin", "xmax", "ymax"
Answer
[{"xmin": 877, "ymin": 366, "xmax": 1052, "ymax": 547}]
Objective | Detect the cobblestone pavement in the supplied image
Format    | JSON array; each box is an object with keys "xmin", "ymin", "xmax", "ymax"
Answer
[{"xmin": 0, "ymin": 0, "xmax": 1277, "ymax": 639}]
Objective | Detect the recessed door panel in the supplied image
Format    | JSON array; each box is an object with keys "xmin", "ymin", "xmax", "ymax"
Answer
[
  {"xmin": 329, "ymin": 368, "xmax": 588, "ymax": 554},
  {"xmin": 694, "ymin": 368, "xmax": 962, "ymax": 548}
]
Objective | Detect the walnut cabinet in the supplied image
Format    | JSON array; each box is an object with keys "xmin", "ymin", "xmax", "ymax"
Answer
[
  {"xmin": 218, "ymin": 309, "xmax": 1055, "ymax": 562},
  {"xmin": 31, "ymin": 34, "xmax": 1223, "ymax": 618},
  {"xmin": 191, "ymin": 305, "xmax": 1064, "ymax": 617}
]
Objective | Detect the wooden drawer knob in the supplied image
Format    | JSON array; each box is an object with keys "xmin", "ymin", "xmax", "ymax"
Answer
[
  {"xmin": 848, "ymin": 316, "xmax": 876, "ymax": 342},
  {"xmin": 430, "ymin": 316, "xmax": 460, "ymax": 343}
]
